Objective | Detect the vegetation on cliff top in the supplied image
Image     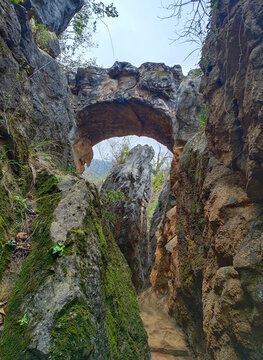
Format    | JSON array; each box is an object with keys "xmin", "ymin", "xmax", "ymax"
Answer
[{"xmin": 59, "ymin": 0, "xmax": 118, "ymax": 69}]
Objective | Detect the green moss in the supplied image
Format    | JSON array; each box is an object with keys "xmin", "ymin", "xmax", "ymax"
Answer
[
  {"xmin": 181, "ymin": 255, "xmax": 193, "ymax": 288},
  {"xmin": 191, "ymin": 68, "xmax": 202, "ymax": 78},
  {"xmin": 102, "ymin": 237, "xmax": 149, "ymax": 359},
  {"xmin": 17, "ymin": 165, "xmax": 32, "ymax": 194},
  {"xmin": 85, "ymin": 202, "xmax": 108, "ymax": 257},
  {"xmin": 0, "ymin": 185, "xmax": 13, "ymax": 227},
  {"xmin": 48, "ymin": 227, "xmax": 107, "ymax": 359},
  {"xmin": 0, "ymin": 215, "xmax": 7, "ymax": 239},
  {"xmin": 50, "ymin": 187, "xmax": 149, "ymax": 359},
  {"xmin": 0, "ymin": 215, "xmax": 12, "ymax": 281},
  {"xmin": 95, "ymin": 222, "xmax": 107, "ymax": 253},
  {"xmin": 7, "ymin": 115, "xmax": 29, "ymax": 164},
  {"xmin": 0, "ymin": 171, "xmax": 61, "ymax": 360},
  {"xmin": 98, "ymin": 192, "xmax": 149, "ymax": 360},
  {"xmin": 49, "ymin": 301, "xmax": 97, "ymax": 359},
  {"xmin": 35, "ymin": 170, "xmax": 59, "ymax": 196},
  {"xmin": 155, "ymin": 70, "xmax": 170, "ymax": 77},
  {"xmin": 61, "ymin": 264, "xmax": 68, "ymax": 276},
  {"xmin": 94, "ymin": 190, "xmax": 148, "ymax": 358},
  {"xmin": 0, "ymin": 186, "xmax": 15, "ymax": 281}
]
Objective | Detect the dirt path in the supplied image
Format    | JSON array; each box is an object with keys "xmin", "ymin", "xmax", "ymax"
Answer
[{"xmin": 138, "ymin": 288, "xmax": 193, "ymax": 360}]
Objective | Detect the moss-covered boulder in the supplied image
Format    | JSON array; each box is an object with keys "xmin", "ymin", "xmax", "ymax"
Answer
[{"xmin": 0, "ymin": 171, "xmax": 150, "ymax": 360}]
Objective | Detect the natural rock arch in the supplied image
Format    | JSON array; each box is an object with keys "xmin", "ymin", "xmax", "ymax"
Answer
[{"xmin": 68, "ymin": 61, "xmax": 203, "ymax": 173}]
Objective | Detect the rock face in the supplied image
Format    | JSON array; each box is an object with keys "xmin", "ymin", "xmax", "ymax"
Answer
[
  {"xmin": 69, "ymin": 62, "xmax": 203, "ymax": 172},
  {"xmin": 0, "ymin": 170, "xmax": 150, "ymax": 360},
  {"xmin": 150, "ymin": 1, "xmax": 263, "ymax": 359},
  {"xmin": 173, "ymin": 134, "xmax": 263, "ymax": 359},
  {"xmin": 0, "ymin": 0, "xmax": 75, "ymax": 167},
  {"xmin": 201, "ymin": 0, "xmax": 263, "ymax": 201},
  {"xmin": 23, "ymin": 0, "xmax": 84, "ymax": 35},
  {"xmin": 102, "ymin": 145, "xmax": 154, "ymax": 292},
  {"xmin": 150, "ymin": 146, "xmax": 183, "ymax": 296},
  {"xmin": 149, "ymin": 180, "xmax": 176, "ymax": 294},
  {"xmin": 152, "ymin": 134, "xmax": 263, "ymax": 360}
]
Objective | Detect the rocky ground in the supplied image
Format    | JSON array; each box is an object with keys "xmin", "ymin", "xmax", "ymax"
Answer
[{"xmin": 139, "ymin": 288, "xmax": 192, "ymax": 360}]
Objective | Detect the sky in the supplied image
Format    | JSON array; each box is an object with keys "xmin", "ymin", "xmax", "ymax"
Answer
[
  {"xmin": 91, "ymin": 0, "xmax": 200, "ymax": 74},
  {"xmin": 87, "ymin": 0, "xmax": 201, "ymax": 161},
  {"xmin": 93, "ymin": 136, "xmax": 173, "ymax": 162}
]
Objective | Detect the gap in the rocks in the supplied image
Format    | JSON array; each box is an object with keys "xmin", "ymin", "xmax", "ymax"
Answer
[
  {"xmin": 82, "ymin": 135, "xmax": 192, "ymax": 359},
  {"xmin": 84, "ymin": 135, "xmax": 172, "ymax": 189},
  {"xmin": 84, "ymin": 135, "xmax": 172, "ymax": 227}
]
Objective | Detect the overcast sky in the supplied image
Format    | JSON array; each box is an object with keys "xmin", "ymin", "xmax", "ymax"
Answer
[
  {"xmin": 88, "ymin": 0, "xmax": 201, "ymax": 160},
  {"xmin": 91, "ymin": 0, "xmax": 200, "ymax": 73}
]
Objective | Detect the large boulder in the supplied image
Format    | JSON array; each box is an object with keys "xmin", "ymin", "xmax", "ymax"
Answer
[{"xmin": 0, "ymin": 170, "xmax": 150, "ymax": 359}]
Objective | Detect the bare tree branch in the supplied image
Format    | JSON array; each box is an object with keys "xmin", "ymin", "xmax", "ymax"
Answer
[{"xmin": 161, "ymin": 0, "xmax": 212, "ymax": 55}]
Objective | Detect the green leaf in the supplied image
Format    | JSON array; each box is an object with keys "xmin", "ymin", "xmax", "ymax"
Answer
[
  {"xmin": 18, "ymin": 314, "xmax": 28, "ymax": 326},
  {"xmin": 51, "ymin": 243, "xmax": 65, "ymax": 257}
]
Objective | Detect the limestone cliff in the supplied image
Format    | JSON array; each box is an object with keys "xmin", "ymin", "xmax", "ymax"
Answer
[
  {"xmin": 201, "ymin": 0, "xmax": 263, "ymax": 202},
  {"xmin": 1, "ymin": 0, "xmax": 263, "ymax": 358},
  {"xmin": 150, "ymin": 1, "xmax": 263, "ymax": 359}
]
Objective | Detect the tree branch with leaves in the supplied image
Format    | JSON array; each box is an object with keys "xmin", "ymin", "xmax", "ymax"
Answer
[{"xmin": 59, "ymin": 0, "xmax": 118, "ymax": 70}]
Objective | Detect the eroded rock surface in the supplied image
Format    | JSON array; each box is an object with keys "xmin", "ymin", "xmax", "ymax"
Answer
[
  {"xmin": 175, "ymin": 134, "xmax": 263, "ymax": 359},
  {"xmin": 2, "ymin": 0, "xmax": 263, "ymax": 358},
  {"xmin": 23, "ymin": 0, "xmax": 84, "ymax": 35},
  {"xmin": 0, "ymin": 0, "xmax": 75, "ymax": 167},
  {"xmin": 102, "ymin": 144, "xmax": 154, "ymax": 292},
  {"xmin": 201, "ymin": 0, "xmax": 263, "ymax": 201},
  {"xmin": 0, "ymin": 1, "xmax": 151, "ymax": 358},
  {"xmin": 150, "ymin": 180, "xmax": 175, "ymax": 294},
  {"xmin": 152, "ymin": 135, "xmax": 263, "ymax": 360},
  {"xmin": 69, "ymin": 62, "xmax": 203, "ymax": 172}
]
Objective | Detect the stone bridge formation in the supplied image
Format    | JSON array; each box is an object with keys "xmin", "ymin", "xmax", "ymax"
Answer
[{"xmin": 68, "ymin": 61, "xmax": 203, "ymax": 172}]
